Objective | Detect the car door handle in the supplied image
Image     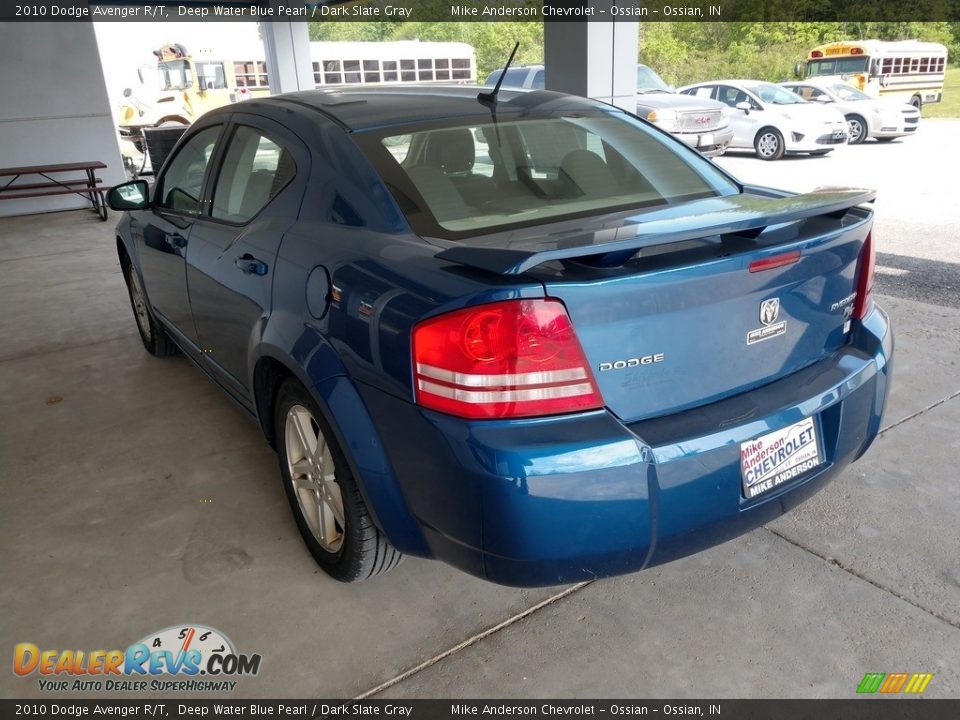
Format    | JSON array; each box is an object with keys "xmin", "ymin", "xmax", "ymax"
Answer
[
  {"xmin": 165, "ymin": 233, "xmax": 187, "ymax": 249},
  {"xmin": 235, "ymin": 254, "xmax": 268, "ymax": 276}
]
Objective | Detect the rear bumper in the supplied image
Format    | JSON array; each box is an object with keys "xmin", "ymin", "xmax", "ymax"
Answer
[{"xmin": 360, "ymin": 305, "xmax": 892, "ymax": 586}]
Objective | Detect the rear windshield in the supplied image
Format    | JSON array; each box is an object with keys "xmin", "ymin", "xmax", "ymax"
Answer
[{"xmin": 355, "ymin": 110, "xmax": 739, "ymax": 239}]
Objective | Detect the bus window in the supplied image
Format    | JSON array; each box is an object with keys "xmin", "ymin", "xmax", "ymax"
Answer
[
  {"xmin": 343, "ymin": 60, "xmax": 361, "ymax": 84},
  {"xmin": 418, "ymin": 59, "xmax": 434, "ymax": 81},
  {"xmin": 160, "ymin": 60, "xmax": 192, "ymax": 90},
  {"xmin": 452, "ymin": 58, "xmax": 471, "ymax": 80},
  {"xmin": 401, "ymin": 59, "xmax": 415, "ymax": 82},
  {"xmin": 196, "ymin": 62, "xmax": 227, "ymax": 90},
  {"xmin": 383, "ymin": 60, "xmax": 398, "ymax": 82},
  {"xmin": 364, "ymin": 60, "xmax": 380, "ymax": 83},
  {"xmin": 436, "ymin": 59, "xmax": 450, "ymax": 81}
]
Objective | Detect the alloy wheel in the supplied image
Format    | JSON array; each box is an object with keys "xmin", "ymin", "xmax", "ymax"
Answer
[
  {"xmin": 284, "ymin": 404, "xmax": 345, "ymax": 553},
  {"xmin": 757, "ymin": 132, "xmax": 779, "ymax": 158},
  {"xmin": 129, "ymin": 271, "xmax": 152, "ymax": 340},
  {"xmin": 847, "ymin": 118, "xmax": 864, "ymax": 144}
]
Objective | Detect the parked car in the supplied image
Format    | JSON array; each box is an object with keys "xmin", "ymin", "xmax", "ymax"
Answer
[
  {"xmin": 108, "ymin": 86, "xmax": 891, "ymax": 587},
  {"xmin": 679, "ymin": 80, "xmax": 849, "ymax": 160},
  {"xmin": 778, "ymin": 80, "xmax": 921, "ymax": 144},
  {"xmin": 485, "ymin": 64, "xmax": 733, "ymax": 157}
]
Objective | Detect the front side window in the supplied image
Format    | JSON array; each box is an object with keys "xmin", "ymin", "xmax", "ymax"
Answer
[
  {"xmin": 211, "ymin": 126, "xmax": 296, "ymax": 223},
  {"xmin": 356, "ymin": 111, "xmax": 738, "ymax": 239},
  {"xmin": 156, "ymin": 125, "xmax": 221, "ymax": 214}
]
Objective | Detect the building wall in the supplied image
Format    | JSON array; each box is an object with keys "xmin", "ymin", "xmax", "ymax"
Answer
[{"xmin": 0, "ymin": 23, "xmax": 126, "ymax": 217}]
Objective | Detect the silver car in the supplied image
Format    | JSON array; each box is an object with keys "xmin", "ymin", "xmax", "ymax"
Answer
[{"xmin": 779, "ymin": 80, "xmax": 921, "ymax": 144}]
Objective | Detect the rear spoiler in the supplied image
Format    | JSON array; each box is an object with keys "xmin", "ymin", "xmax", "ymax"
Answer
[{"xmin": 436, "ymin": 188, "xmax": 876, "ymax": 275}]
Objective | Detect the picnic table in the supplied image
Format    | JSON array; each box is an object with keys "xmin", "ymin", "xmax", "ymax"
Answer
[{"xmin": 0, "ymin": 161, "xmax": 110, "ymax": 221}]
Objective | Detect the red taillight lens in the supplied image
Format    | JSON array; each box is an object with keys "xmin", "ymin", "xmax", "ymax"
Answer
[
  {"xmin": 412, "ymin": 299, "xmax": 603, "ymax": 419},
  {"xmin": 749, "ymin": 250, "xmax": 801, "ymax": 273},
  {"xmin": 852, "ymin": 231, "xmax": 875, "ymax": 320}
]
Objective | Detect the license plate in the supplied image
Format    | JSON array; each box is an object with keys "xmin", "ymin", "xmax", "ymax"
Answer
[
  {"xmin": 740, "ymin": 417, "xmax": 822, "ymax": 499},
  {"xmin": 699, "ymin": 133, "xmax": 714, "ymax": 147}
]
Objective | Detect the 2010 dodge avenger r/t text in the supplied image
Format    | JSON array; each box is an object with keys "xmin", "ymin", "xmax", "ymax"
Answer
[{"xmin": 107, "ymin": 86, "xmax": 892, "ymax": 586}]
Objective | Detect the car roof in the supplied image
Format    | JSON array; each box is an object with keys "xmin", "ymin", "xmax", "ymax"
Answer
[
  {"xmin": 223, "ymin": 85, "xmax": 598, "ymax": 132},
  {"xmin": 685, "ymin": 80, "xmax": 772, "ymax": 89}
]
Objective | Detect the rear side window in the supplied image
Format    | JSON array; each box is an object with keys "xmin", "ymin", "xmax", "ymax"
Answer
[
  {"xmin": 156, "ymin": 125, "xmax": 221, "ymax": 214},
  {"xmin": 211, "ymin": 125, "xmax": 296, "ymax": 223}
]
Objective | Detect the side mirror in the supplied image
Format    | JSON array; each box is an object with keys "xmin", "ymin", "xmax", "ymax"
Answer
[
  {"xmin": 735, "ymin": 101, "xmax": 752, "ymax": 114},
  {"xmin": 880, "ymin": 74, "xmax": 890, "ymax": 88},
  {"xmin": 123, "ymin": 87, "xmax": 133, "ymax": 98},
  {"xmin": 198, "ymin": 77, "xmax": 208, "ymax": 92},
  {"xmin": 108, "ymin": 180, "xmax": 150, "ymax": 211},
  {"xmin": 793, "ymin": 62, "xmax": 804, "ymax": 78}
]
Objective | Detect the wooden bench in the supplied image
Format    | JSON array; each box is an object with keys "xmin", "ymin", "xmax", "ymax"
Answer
[{"xmin": 0, "ymin": 161, "xmax": 111, "ymax": 221}]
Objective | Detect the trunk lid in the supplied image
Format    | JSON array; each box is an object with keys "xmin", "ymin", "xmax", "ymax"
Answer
[{"xmin": 436, "ymin": 188, "xmax": 875, "ymax": 423}]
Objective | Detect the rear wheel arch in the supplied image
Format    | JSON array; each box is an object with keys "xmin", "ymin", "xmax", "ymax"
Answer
[
  {"xmin": 116, "ymin": 236, "xmax": 130, "ymax": 272},
  {"xmin": 253, "ymin": 355, "xmax": 298, "ymax": 450},
  {"xmin": 251, "ymin": 350, "xmax": 429, "ymax": 556}
]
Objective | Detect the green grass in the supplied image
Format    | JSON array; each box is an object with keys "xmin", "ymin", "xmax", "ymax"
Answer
[{"xmin": 922, "ymin": 66, "xmax": 960, "ymax": 118}]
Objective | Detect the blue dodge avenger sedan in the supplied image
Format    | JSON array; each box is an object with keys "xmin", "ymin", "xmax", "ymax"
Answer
[{"xmin": 108, "ymin": 86, "xmax": 892, "ymax": 586}]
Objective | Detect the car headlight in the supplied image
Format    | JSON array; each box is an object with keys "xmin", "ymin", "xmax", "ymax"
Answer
[{"xmin": 647, "ymin": 109, "xmax": 680, "ymax": 131}]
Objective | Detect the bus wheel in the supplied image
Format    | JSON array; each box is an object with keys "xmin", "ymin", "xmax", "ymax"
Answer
[
  {"xmin": 845, "ymin": 115, "xmax": 867, "ymax": 145},
  {"xmin": 754, "ymin": 128, "xmax": 785, "ymax": 161},
  {"xmin": 910, "ymin": 95, "xmax": 922, "ymax": 110}
]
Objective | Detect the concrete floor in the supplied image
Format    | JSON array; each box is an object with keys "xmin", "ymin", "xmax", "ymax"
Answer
[{"xmin": 1, "ymin": 123, "xmax": 958, "ymax": 700}]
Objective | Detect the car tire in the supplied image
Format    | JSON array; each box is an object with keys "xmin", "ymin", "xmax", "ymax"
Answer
[
  {"xmin": 845, "ymin": 115, "xmax": 867, "ymax": 145},
  {"xmin": 122, "ymin": 258, "xmax": 179, "ymax": 357},
  {"xmin": 754, "ymin": 128, "xmax": 785, "ymax": 161},
  {"xmin": 910, "ymin": 95, "xmax": 922, "ymax": 110},
  {"xmin": 275, "ymin": 379, "xmax": 402, "ymax": 582}
]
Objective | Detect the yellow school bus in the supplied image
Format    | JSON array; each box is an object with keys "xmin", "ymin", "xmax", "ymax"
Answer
[
  {"xmin": 118, "ymin": 43, "xmax": 270, "ymax": 152},
  {"xmin": 799, "ymin": 40, "xmax": 948, "ymax": 109}
]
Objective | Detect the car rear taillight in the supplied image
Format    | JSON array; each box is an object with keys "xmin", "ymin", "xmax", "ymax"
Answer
[
  {"xmin": 852, "ymin": 231, "xmax": 875, "ymax": 320},
  {"xmin": 412, "ymin": 299, "xmax": 603, "ymax": 419}
]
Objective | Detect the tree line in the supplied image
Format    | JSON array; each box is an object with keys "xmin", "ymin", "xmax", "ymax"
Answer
[{"xmin": 308, "ymin": 21, "xmax": 958, "ymax": 84}]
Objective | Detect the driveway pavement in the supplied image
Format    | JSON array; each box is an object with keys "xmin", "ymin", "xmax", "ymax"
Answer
[{"xmin": 1, "ymin": 122, "xmax": 957, "ymax": 700}]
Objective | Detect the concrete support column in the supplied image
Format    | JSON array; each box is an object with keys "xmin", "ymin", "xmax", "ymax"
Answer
[
  {"xmin": 543, "ymin": 10, "xmax": 638, "ymax": 111},
  {"xmin": 260, "ymin": 20, "xmax": 314, "ymax": 94}
]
